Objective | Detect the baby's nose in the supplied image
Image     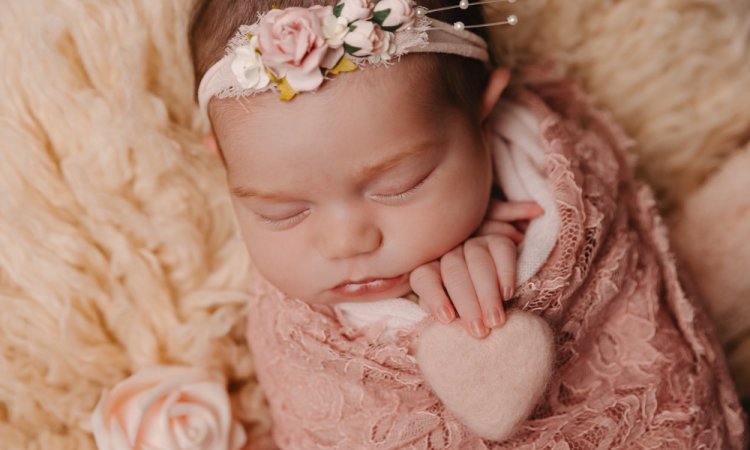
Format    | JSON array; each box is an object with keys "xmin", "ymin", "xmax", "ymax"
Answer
[{"xmin": 317, "ymin": 217, "xmax": 383, "ymax": 260}]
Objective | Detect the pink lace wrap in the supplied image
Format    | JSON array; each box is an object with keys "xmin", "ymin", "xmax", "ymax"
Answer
[{"xmin": 244, "ymin": 76, "xmax": 748, "ymax": 449}]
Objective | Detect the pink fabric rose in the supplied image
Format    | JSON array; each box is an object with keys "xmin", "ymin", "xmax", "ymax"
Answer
[
  {"xmin": 257, "ymin": 6, "xmax": 344, "ymax": 92},
  {"xmin": 344, "ymin": 20, "xmax": 395, "ymax": 59},
  {"xmin": 373, "ymin": 0, "xmax": 415, "ymax": 30},
  {"xmin": 91, "ymin": 366, "xmax": 246, "ymax": 450}
]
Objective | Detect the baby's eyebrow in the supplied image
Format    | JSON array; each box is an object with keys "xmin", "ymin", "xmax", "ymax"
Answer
[
  {"xmin": 231, "ymin": 140, "xmax": 439, "ymax": 201},
  {"xmin": 230, "ymin": 185, "xmax": 298, "ymax": 201}
]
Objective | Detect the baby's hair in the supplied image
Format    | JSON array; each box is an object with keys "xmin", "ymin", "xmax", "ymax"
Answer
[{"xmin": 189, "ymin": 0, "xmax": 497, "ymax": 122}]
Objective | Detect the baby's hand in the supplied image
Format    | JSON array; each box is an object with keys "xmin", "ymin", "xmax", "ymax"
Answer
[
  {"xmin": 409, "ymin": 200, "xmax": 543, "ymax": 339},
  {"xmin": 475, "ymin": 199, "xmax": 544, "ymax": 239}
]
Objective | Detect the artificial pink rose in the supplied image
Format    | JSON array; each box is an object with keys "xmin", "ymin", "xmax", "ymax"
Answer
[
  {"xmin": 373, "ymin": 0, "xmax": 415, "ymax": 30},
  {"xmin": 257, "ymin": 6, "xmax": 343, "ymax": 92},
  {"xmin": 336, "ymin": 0, "xmax": 373, "ymax": 23},
  {"xmin": 344, "ymin": 19, "xmax": 394, "ymax": 58},
  {"xmin": 91, "ymin": 366, "xmax": 246, "ymax": 450}
]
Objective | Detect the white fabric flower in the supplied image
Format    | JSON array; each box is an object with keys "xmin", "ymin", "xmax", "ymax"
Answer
[
  {"xmin": 337, "ymin": 0, "xmax": 373, "ymax": 23},
  {"xmin": 91, "ymin": 366, "xmax": 246, "ymax": 450},
  {"xmin": 344, "ymin": 20, "xmax": 387, "ymax": 57},
  {"xmin": 230, "ymin": 36, "xmax": 270, "ymax": 90},
  {"xmin": 322, "ymin": 14, "xmax": 350, "ymax": 48},
  {"xmin": 373, "ymin": 0, "xmax": 415, "ymax": 30},
  {"xmin": 379, "ymin": 30, "xmax": 397, "ymax": 60}
]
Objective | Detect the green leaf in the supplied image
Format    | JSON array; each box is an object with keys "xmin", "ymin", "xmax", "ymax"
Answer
[
  {"xmin": 381, "ymin": 25, "xmax": 400, "ymax": 33},
  {"xmin": 333, "ymin": 2, "xmax": 344, "ymax": 18},
  {"xmin": 344, "ymin": 43, "xmax": 361, "ymax": 55},
  {"xmin": 372, "ymin": 8, "xmax": 391, "ymax": 26}
]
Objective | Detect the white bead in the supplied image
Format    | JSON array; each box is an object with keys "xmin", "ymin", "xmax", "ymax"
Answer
[
  {"xmin": 507, "ymin": 15, "xmax": 518, "ymax": 25},
  {"xmin": 459, "ymin": 0, "xmax": 469, "ymax": 9},
  {"xmin": 453, "ymin": 21, "xmax": 465, "ymax": 30},
  {"xmin": 415, "ymin": 6, "xmax": 427, "ymax": 17},
  {"xmin": 405, "ymin": 25, "xmax": 413, "ymax": 31}
]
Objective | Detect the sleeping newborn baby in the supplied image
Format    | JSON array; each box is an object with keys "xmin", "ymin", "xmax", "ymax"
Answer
[{"xmin": 190, "ymin": 0, "xmax": 748, "ymax": 447}]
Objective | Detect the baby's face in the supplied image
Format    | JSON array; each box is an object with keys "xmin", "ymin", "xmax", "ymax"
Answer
[{"xmin": 211, "ymin": 60, "xmax": 502, "ymax": 304}]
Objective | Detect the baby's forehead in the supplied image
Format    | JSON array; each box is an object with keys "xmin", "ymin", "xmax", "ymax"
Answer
[{"xmin": 208, "ymin": 57, "xmax": 488, "ymax": 187}]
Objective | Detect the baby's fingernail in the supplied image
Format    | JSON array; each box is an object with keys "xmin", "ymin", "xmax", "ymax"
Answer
[
  {"xmin": 503, "ymin": 286, "xmax": 514, "ymax": 301},
  {"xmin": 470, "ymin": 319, "xmax": 488, "ymax": 338},
  {"xmin": 485, "ymin": 306, "xmax": 505, "ymax": 328},
  {"xmin": 437, "ymin": 306, "xmax": 455, "ymax": 324}
]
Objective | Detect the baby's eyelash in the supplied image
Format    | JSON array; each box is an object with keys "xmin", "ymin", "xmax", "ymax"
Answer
[
  {"xmin": 254, "ymin": 209, "xmax": 310, "ymax": 227},
  {"xmin": 371, "ymin": 177, "xmax": 428, "ymax": 202}
]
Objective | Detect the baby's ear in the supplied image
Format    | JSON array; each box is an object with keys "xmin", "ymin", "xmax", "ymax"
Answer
[
  {"xmin": 202, "ymin": 133, "xmax": 220, "ymax": 158},
  {"xmin": 480, "ymin": 68, "xmax": 511, "ymax": 122}
]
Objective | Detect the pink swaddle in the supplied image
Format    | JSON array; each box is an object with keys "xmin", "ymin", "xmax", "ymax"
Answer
[{"xmin": 244, "ymin": 76, "xmax": 748, "ymax": 449}]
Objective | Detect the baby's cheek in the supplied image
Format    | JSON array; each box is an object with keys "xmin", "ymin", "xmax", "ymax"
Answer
[
  {"xmin": 397, "ymin": 200, "xmax": 484, "ymax": 265},
  {"xmin": 248, "ymin": 237, "xmax": 307, "ymax": 298},
  {"xmin": 241, "ymin": 228, "xmax": 307, "ymax": 292},
  {"xmin": 438, "ymin": 174, "xmax": 491, "ymax": 236}
]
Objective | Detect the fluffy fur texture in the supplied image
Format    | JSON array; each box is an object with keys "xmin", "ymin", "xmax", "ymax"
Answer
[
  {"xmin": 0, "ymin": 1, "xmax": 271, "ymax": 448},
  {"xmin": 670, "ymin": 143, "xmax": 750, "ymax": 399},
  {"xmin": 486, "ymin": 0, "xmax": 750, "ymax": 209},
  {"xmin": 1, "ymin": 0, "xmax": 748, "ymax": 447}
]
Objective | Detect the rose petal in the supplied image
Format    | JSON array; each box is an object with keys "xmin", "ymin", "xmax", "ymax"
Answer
[
  {"xmin": 170, "ymin": 403, "xmax": 217, "ymax": 447},
  {"xmin": 90, "ymin": 366, "xmax": 244, "ymax": 450},
  {"xmin": 300, "ymin": 44, "xmax": 329, "ymax": 72},
  {"xmin": 229, "ymin": 421, "xmax": 248, "ymax": 450},
  {"xmin": 321, "ymin": 46, "xmax": 345, "ymax": 69},
  {"xmin": 285, "ymin": 67, "xmax": 325, "ymax": 92}
]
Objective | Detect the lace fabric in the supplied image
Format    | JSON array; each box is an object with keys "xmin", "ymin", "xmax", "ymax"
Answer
[{"xmin": 244, "ymin": 76, "xmax": 748, "ymax": 449}]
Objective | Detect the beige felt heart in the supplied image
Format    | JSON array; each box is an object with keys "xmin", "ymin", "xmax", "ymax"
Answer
[{"xmin": 416, "ymin": 310, "xmax": 554, "ymax": 441}]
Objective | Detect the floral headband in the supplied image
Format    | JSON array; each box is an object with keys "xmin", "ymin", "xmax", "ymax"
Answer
[{"xmin": 197, "ymin": 0, "xmax": 519, "ymax": 117}]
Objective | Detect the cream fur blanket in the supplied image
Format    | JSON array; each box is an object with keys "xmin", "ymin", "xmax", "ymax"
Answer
[{"xmin": 1, "ymin": 0, "xmax": 749, "ymax": 448}]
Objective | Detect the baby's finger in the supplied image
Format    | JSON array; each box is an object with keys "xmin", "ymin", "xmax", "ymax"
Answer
[
  {"xmin": 475, "ymin": 220, "xmax": 525, "ymax": 243},
  {"xmin": 464, "ymin": 239, "xmax": 505, "ymax": 329},
  {"xmin": 440, "ymin": 247, "xmax": 488, "ymax": 339},
  {"xmin": 486, "ymin": 235, "xmax": 518, "ymax": 301},
  {"xmin": 409, "ymin": 262, "xmax": 455, "ymax": 324},
  {"xmin": 486, "ymin": 199, "xmax": 544, "ymax": 222}
]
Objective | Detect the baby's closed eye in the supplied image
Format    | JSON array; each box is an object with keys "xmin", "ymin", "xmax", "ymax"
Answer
[
  {"xmin": 251, "ymin": 205, "xmax": 311, "ymax": 227},
  {"xmin": 367, "ymin": 174, "xmax": 430, "ymax": 202},
  {"xmin": 364, "ymin": 158, "xmax": 439, "ymax": 202}
]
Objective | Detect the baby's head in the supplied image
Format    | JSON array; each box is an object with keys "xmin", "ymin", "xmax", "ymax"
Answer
[{"xmin": 189, "ymin": 0, "xmax": 511, "ymax": 305}]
